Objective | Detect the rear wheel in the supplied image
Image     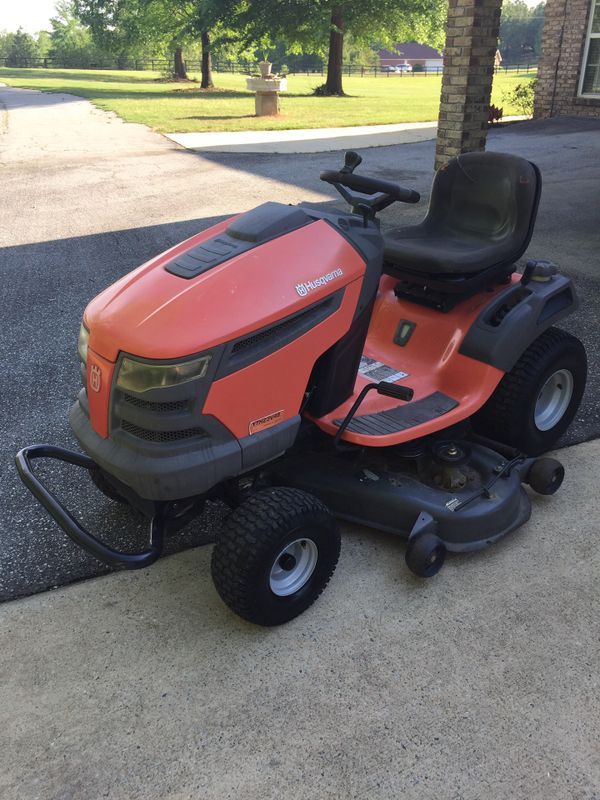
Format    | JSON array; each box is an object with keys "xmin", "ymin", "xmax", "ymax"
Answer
[
  {"xmin": 472, "ymin": 328, "xmax": 586, "ymax": 455},
  {"xmin": 211, "ymin": 487, "xmax": 340, "ymax": 626}
]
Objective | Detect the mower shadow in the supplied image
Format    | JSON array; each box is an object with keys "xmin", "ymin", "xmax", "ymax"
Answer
[{"xmin": 0, "ymin": 214, "xmax": 233, "ymax": 603}]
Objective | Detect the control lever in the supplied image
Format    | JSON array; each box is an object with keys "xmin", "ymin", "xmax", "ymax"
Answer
[{"xmin": 334, "ymin": 380, "xmax": 414, "ymax": 448}]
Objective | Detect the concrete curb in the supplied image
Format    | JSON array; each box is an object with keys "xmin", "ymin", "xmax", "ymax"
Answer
[
  {"xmin": 164, "ymin": 117, "xmax": 529, "ymax": 154},
  {"xmin": 164, "ymin": 121, "xmax": 438, "ymax": 153}
]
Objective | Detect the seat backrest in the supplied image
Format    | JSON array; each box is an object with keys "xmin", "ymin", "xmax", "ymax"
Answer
[{"xmin": 427, "ymin": 152, "xmax": 541, "ymax": 253}]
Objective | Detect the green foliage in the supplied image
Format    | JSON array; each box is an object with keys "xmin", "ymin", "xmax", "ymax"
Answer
[
  {"xmin": 74, "ymin": 0, "xmax": 243, "ymax": 79},
  {"xmin": 502, "ymin": 78, "xmax": 537, "ymax": 114},
  {"xmin": 412, "ymin": 63, "xmax": 425, "ymax": 72},
  {"xmin": 0, "ymin": 32, "xmax": 15, "ymax": 60},
  {"xmin": 235, "ymin": 0, "xmax": 447, "ymax": 58},
  {"xmin": 36, "ymin": 31, "xmax": 53, "ymax": 59},
  {"xmin": 499, "ymin": 0, "xmax": 545, "ymax": 62},
  {"xmin": 4, "ymin": 29, "xmax": 40, "ymax": 67},
  {"xmin": 344, "ymin": 35, "xmax": 379, "ymax": 66},
  {"xmin": 49, "ymin": 2, "xmax": 111, "ymax": 67}
]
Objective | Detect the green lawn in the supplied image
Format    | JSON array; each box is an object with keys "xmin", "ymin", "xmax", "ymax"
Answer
[{"xmin": 0, "ymin": 67, "xmax": 535, "ymax": 133}]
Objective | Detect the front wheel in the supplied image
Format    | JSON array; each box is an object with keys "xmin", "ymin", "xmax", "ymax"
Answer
[
  {"xmin": 472, "ymin": 327, "xmax": 587, "ymax": 455},
  {"xmin": 211, "ymin": 487, "xmax": 340, "ymax": 626}
]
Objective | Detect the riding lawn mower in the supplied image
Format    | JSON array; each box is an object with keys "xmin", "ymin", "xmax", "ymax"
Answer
[{"xmin": 16, "ymin": 150, "xmax": 587, "ymax": 626}]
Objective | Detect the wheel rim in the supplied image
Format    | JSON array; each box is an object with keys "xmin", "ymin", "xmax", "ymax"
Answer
[
  {"xmin": 269, "ymin": 538, "xmax": 318, "ymax": 597},
  {"xmin": 534, "ymin": 369, "xmax": 574, "ymax": 431}
]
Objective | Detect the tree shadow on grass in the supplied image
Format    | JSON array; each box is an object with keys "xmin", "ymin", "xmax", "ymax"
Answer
[
  {"xmin": 0, "ymin": 68, "xmax": 162, "ymax": 84},
  {"xmin": 177, "ymin": 114, "xmax": 256, "ymax": 122},
  {"xmin": 171, "ymin": 87, "xmax": 316, "ymax": 100}
]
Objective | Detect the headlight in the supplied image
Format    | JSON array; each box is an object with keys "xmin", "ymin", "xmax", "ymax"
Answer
[
  {"xmin": 78, "ymin": 323, "xmax": 89, "ymax": 364},
  {"xmin": 116, "ymin": 354, "xmax": 212, "ymax": 393}
]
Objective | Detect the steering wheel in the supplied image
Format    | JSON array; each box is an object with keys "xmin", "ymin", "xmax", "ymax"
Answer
[
  {"xmin": 320, "ymin": 169, "xmax": 420, "ymax": 204},
  {"xmin": 319, "ymin": 151, "xmax": 420, "ymax": 221}
]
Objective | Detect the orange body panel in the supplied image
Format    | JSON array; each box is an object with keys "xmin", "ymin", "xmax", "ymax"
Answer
[
  {"xmin": 82, "ymin": 218, "xmax": 366, "ymax": 438},
  {"xmin": 84, "ymin": 219, "xmax": 364, "ymax": 363},
  {"xmin": 81, "ymin": 208, "xmax": 516, "ymax": 447},
  {"xmin": 203, "ymin": 279, "xmax": 364, "ymax": 439},
  {"xmin": 311, "ymin": 274, "xmax": 512, "ymax": 446}
]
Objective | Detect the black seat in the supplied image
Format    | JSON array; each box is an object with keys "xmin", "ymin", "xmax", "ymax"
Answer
[{"xmin": 383, "ymin": 152, "xmax": 541, "ymax": 282}]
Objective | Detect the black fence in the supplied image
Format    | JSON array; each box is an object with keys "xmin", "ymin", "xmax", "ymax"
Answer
[{"xmin": 0, "ymin": 56, "xmax": 538, "ymax": 76}]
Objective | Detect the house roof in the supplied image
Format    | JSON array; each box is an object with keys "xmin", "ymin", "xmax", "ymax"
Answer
[{"xmin": 379, "ymin": 42, "xmax": 443, "ymax": 60}]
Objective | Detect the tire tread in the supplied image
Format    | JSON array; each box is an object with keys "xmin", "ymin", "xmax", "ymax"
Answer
[
  {"xmin": 211, "ymin": 487, "xmax": 340, "ymax": 625},
  {"xmin": 472, "ymin": 327, "xmax": 586, "ymax": 453}
]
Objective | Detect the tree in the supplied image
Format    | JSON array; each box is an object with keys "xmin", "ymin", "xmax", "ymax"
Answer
[
  {"xmin": 50, "ymin": 2, "xmax": 109, "ymax": 67},
  {"xmin": 0, "ymin": 32, "xmax": 15, "ymax": 60},
  {"xmin": 5, "ymin": 28, "xmax": 39, "ymax": 67},
  {"xmin": 179, "ymin": 0, "xmax": 242, "ymax": 88},
  {"xmin": 75, "ymin": 0, "xmax": 239, "ymax": 85},
  {"xmin": 36, "ymin": 30, "xmax": 53, "ymax": 60},
  {"xmin": 499, "ymin": 0, "xmax": 545, "ymax": 63},
  {"xmin": 237, "ymin": 0, "xmax": 446, "ymax": 96},
  {"xmin": 74, "ymin": 0, "xmax": 157, "ymax": 69}
]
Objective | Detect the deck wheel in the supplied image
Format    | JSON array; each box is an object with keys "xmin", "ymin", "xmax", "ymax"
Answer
[{"xmin": 405, "ymin": 531, "xmax": 446, "ymax": 578}]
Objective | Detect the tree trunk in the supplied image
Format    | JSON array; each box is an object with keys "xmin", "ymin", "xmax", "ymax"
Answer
[
  {"xmin": 173, "ymin": 46, "xmax": 188, "ymax": 80},
  {"xmin": 201, "ymin": 30, "xmax": 214, "ymax": 89},
  {"xmin": 325, "ymin": 9, "xmax": 345, "ymax": 95}
]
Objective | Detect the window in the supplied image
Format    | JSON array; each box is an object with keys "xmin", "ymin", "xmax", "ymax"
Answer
[{"xmin": 580, "ymin": 0, "xmax": 600, "ymax": 96}]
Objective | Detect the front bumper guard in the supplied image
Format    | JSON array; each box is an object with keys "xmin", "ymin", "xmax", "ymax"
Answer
[{"xmin": 15, "ymin": 444, "xmax": 167, "ymax": 570}]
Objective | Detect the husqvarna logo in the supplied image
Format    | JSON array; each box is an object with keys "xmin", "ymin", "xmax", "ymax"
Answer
[
  {"xmin": 296, "ymin": 268, "xmax": 343, "ymax": 297},
  {"xmin": 89, "ymin": 364, "xmax": 102, "ymax": 393}
]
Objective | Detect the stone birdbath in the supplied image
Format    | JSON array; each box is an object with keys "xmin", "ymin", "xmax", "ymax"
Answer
[{"xmin": 246, "ymin": 75, "xmax": 288, "ymax": 117}]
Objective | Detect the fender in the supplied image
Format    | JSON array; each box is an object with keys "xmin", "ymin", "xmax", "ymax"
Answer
[{"xmin": 460, "ymin": 273, "xmax": 578, "ymax": 372}]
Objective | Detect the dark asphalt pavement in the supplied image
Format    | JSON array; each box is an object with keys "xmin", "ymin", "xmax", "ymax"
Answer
[{"xmin": 1, "ymin": 87, "xmax": 599, "ymax": 601}]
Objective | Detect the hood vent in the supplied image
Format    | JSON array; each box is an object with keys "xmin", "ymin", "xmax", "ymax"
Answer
[
  {"xmin": 165, "ymin": 203, "xmax": 312, "ymax": 280},
  {"xmin": 219, "ymin": 290, "xmax": 344, "ymax": 378}
]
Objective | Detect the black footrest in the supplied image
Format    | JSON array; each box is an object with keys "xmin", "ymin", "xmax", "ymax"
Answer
[{"xmin": 333, "ymin": 391, "xmax": 458, "ymax": 436}]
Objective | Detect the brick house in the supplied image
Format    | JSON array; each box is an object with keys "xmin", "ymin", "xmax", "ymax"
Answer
[
  {"xmin": 379, "ymin": 42, "xmax": 444, "ymax": 71},
  {"xmin": 535, "ymin": 0, "xmax": 600, "ymax": 117}
]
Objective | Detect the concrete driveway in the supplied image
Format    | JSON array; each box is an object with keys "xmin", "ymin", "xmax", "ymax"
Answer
[
  {"xmin": 1, "ymin": 84, "xmax": 600, "ymax": 800},
  {"xmin": 2, "ymin": 440, "xmax": 600, "ymax": 800}
]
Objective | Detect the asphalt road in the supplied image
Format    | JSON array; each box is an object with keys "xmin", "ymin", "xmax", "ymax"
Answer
[{"xmin": 1, "ymin": 86, "xmax": 599, "ymax": 601}]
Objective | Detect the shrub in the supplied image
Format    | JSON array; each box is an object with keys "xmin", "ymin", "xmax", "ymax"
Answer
[
  {"xmin": 503, "ymin": 79, "xmax": 537, "ymax": 115},
  {"xmin": 412, "ymin": 63, "xmax": 425, "ymax": 72}
]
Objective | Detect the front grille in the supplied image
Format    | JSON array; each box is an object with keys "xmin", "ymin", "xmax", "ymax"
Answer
[
  {"xmin": 121, "ymin": 393, "xmax": 189, "ymax": 413},
  {"xmin": 121, "ymin": 420, "xmax": 206, "ymax": 443}
]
